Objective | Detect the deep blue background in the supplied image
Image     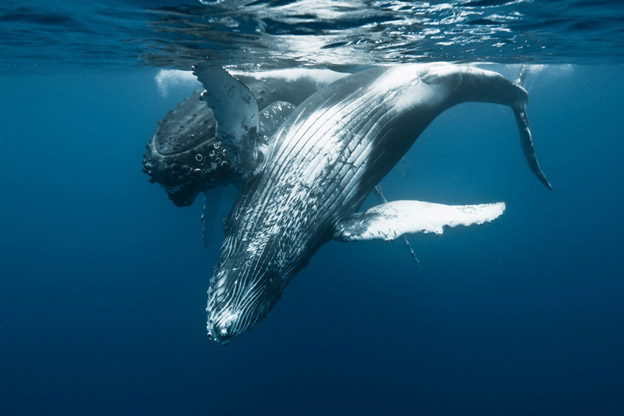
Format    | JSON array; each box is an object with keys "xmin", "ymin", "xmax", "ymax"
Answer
[{"xmin": 1, "ymin": 65, "xmax": 623, "ymax": 415}]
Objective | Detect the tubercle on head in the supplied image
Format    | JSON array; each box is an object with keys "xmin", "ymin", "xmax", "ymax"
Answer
[
  {"xmin": 142, "ymin": 136, "xmax": 234, "ymax": 206},
  {"xmin": 206, "ymin": 309, "xmax": 239, "ymax": 345}
]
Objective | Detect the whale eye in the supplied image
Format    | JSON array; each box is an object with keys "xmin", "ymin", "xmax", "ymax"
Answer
[{"xmin": 195, "ymin": 153, "xmax": 203, "ymax": 162}]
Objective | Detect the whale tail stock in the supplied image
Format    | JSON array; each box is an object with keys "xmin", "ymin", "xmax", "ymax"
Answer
[
  {"xmin": 333, "ymin": 65, "xmax": 551, "ymax": 245},
  {"xmin": 445, "ymin": 65, "xmax": 553, "ymax": 190},
  {"xmin": 512, "ymin": 66, "xmax": 553, "ymax": 190}
]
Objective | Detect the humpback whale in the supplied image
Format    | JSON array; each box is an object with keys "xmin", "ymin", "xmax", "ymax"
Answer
[
  {"xmin": 143, "ymin": 69, "xmax": 348, "ymax": 206},
  {"xmin": 190, "ymin": 63, "xmax": 551, "ymax": 344}
]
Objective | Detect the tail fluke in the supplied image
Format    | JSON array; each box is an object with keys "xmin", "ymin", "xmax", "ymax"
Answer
[
  {"xmin": 433, "ymin": 65, "xmax": 553, "ymax": 190},
  {"xmin": 512, "ymin": 104, "xmax": 553, "ymax": 190},
  {"xmin": 513, "ymin": 65, "xmax": 553, "ymax": 190}
]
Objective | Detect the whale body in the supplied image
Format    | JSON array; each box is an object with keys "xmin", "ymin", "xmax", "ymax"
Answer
[
  {"xmin": 193, "ymin": 63, "xmax": 552, "ymax": 344},
  {"xmin": 143, "ymin": 69, "xmax": 348, "ymax": 206}
]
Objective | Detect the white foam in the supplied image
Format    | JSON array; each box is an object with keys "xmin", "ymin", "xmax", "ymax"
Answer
[
  {"xmin": 154, "ymin": 69, "xmax": 201, "ymax": 97},
  {"xmin": 230, "ymin": 67, "xmax": 347, "ymax": 85}
]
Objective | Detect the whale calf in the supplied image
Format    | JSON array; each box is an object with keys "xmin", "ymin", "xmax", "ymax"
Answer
[{"xmin": 192, "ymin": 63, "xmax": 552, "ymax": 344}]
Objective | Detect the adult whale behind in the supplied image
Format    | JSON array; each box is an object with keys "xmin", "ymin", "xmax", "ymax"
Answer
[
  {"xmin": 194, "ymin": 63, "xmax": 552, "ymax": 344},
  {"xmin": 142, "ymin": 68, "xmax": 348, "ymax": 206}
]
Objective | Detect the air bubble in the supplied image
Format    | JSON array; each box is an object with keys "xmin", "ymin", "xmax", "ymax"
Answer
[{"xmin": 195, "ymin": 153, "xmax": 203, "ymax": 162}]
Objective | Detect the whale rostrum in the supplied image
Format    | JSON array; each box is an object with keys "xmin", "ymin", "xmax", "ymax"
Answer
[{"xmin": 191, "ymin": 63, "xmax": 552, "ymax": 344}]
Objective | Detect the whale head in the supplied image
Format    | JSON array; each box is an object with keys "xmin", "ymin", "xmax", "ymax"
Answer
[
  {"xmin": 143, "ymin": 90, "xmax": 237, "ymax": 206},
  {"xmin": 206, "ymin": 259, "xmax": 285, "ymax": 345},
  {"xmin": 205, "ymin": 210, "xmax": 304, "ymax": 344}
]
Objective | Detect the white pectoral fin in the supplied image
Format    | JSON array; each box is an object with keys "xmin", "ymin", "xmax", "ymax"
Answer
[
  {"xmin": 334, "ymin": 200, "xmax": 506, "ymax": 242},
  {"xmin": 192, "ymin": 64, "xmax": 260, "ymax": 177}
]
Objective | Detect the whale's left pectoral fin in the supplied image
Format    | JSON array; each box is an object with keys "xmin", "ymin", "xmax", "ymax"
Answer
[
  {"xmin": 333, "ymin": 200, "xmax": 506, "ymax": 242},
  {"xmin": 192, "ymin": 64, "xmax": 260, "ymax": 178}
]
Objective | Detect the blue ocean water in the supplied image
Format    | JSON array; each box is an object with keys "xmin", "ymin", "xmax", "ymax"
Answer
[{"xmin": 1, "ymin": 1, "xmax": 623, "ymax": 415}]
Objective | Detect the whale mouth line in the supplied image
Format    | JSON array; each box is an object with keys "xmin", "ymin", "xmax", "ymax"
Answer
[{"xmin": 155, "ymin": 136, "xmax": 217, "ymax": 157}]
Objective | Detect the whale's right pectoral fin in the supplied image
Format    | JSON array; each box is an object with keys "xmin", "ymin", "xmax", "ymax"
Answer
[
  {"xmin": 192, "ymin": 64, "xmax": 260, "ymax": 178},
  {"xmin": 333, "ymin": 200, "xmax": 506, "ymax": 242}
]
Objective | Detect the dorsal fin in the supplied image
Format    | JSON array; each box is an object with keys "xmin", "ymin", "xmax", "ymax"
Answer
[{"xmin": 192, "ymin": 64, "xmax": 260, "ymax": 179}]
